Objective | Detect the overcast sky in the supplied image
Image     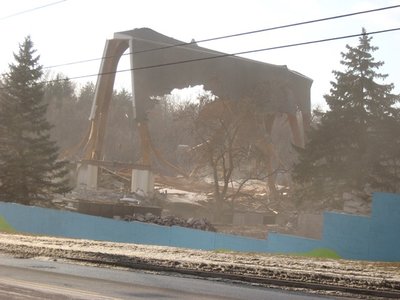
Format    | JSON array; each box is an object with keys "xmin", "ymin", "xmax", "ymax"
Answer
[{"xmin": 1, "ymin": 0, "xmax": 400, "ymax": 110}]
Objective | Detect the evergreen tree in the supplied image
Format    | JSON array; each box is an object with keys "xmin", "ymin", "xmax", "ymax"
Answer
[
  {"xmin": 0, "ymin": 36, "xmax": 71, "ymax": 204},
  {"xmin": 293, "ymin": 29, "xmax": 400, "ymax": 208}
]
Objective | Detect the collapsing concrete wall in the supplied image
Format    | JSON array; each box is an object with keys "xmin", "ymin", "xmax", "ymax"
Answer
[
  {"xmin": 79, "ymin": 27, "xmax": 313, "ymax": 192},
  {"xmin": 115, "ymin": 28, "xmax": 312, "ymax": 125}
]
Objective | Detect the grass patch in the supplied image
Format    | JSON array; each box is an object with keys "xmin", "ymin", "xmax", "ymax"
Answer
[
  {"xmin": 299, "ymin": 248, "xmax": 341, "ymax": 259},
  {"xmin": 0, "ymin": 216, "xmax": 16, "ymax": 233}
]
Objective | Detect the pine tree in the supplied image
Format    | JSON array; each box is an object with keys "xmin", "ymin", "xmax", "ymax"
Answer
[
  {"xmin": 293, "ymin": 29, "xmax": 400, "ymax": 208},
  {"xmin": 0, "ymin": 36, "xmax": 71, "ymax": 204}
]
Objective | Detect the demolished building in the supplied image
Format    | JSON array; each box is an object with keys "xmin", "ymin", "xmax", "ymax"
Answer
[{"xmin": 77, "ymin": 27, "xmax": 313, "ymax": 195}]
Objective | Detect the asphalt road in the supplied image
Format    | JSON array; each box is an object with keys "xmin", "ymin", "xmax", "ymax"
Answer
[{"xmin": 0, "ymin": 255, "xmax": 336, "ymax": 300}]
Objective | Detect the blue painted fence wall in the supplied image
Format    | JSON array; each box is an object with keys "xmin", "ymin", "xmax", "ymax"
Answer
[
  {"xmin": 0, "ymin": 192, "xmax": 399, "ymax": 261},
  {"xmin": 266, "ymin": 192, "xmax": 400, "ymax": 261},
  {"xmin": 369, "ymin": 193, "xmax": 400, "ymax": 261},
  {"xmin": 0, "ymin": 202, "xmax": 269, "ymax": 252}
]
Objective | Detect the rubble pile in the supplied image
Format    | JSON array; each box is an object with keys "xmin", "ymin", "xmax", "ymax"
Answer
[
  {"xmin": 123, "ymin": 213, "xmax": 216, "ymax": 232},
  {"xmin": 342, "ymin": 191, "xmax": 371, "ymax": 215}
]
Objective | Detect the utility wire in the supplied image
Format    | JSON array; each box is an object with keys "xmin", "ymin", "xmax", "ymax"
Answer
[
  {"xmin": 0, "ymin": 0, "xmax": 67, "ymax": 21},
  {"xmin": 11, "ymin": 26, "xmax": 398, "ymax": 88},
  {"xmin": 43, "ymin": 4, "xmax": 400, "ymax": 69},
  {"xmin": 0, "ymin": 28, "xmax": 398, "ymax": 91}
]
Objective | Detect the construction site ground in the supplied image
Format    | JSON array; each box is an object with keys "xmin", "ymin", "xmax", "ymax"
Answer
[
  {"xmin": 56, "ymin": 173, "xmax": 296, "ymax": 239},
  {"xmin": 5, "ymin": 174, "xmax": 399, "ymax": 298}
]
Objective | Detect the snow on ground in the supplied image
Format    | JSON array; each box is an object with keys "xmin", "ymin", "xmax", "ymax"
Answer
[
  {"xmin": 158, "ymin": 187, "xmax": 208, "ymax": 205},
  {"xmin": 0, "ymin": 232, "xmax": 399, "ymax": 298}
]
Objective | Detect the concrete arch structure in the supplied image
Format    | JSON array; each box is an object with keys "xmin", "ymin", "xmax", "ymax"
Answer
[
  {"xmin": 78, "ymin": 28, "xmax": 313, "ymax": 194},
  {"xmin": 84, "ymin": 39, "xmax": 129, "ymax": 161}
]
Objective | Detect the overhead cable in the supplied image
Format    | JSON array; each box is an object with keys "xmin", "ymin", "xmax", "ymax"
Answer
[
  {"xmin": 0, "ymin": 27, "xmax": 396, "ymax": 91},
  {"xmin": 0, "ymin": 0, "xmax": 67, "ymax": 21},
  {"xmin": 51, "ymin": 27, "xmax": 400, "ymax": 81},
  {"xmin": 43, "ymin": 4, "xmax": 400, "ymax": 69}
]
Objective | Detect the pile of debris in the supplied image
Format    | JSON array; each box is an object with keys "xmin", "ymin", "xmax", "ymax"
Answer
[{"xmin": 123, "ymin": 213, "xmax": 216, "ymax": 232}]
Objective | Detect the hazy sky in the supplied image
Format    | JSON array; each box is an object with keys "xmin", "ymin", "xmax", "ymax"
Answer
[{"xmin": 1, "ymin": 0, "xmax": 400, "ymax": 110}]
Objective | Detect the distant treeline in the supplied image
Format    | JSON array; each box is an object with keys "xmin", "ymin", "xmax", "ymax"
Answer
[
  {"xmin": 44, "ymin": 76, "xmax": 138, "ymax": 163},
  {"xmin": 44, "ymin": 75, "xmax": 197, "ymax": 170}
]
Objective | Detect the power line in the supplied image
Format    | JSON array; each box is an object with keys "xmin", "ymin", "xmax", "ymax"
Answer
[
  {"xmin": 34, "ymin": 27, "xmax": 400, "ymax": 85},
  {"xmin": 43, "ymin": 4, "xmax": 400, "ymax": 70},
  {"xmin": 0, "ymin": 27, "xmax": 398, "ymax": 91},
  {"xmin": 133, "ymin": 4, "xmax": 400, "ymax": 54},
  {"xmin": 0, "ymin": 0, "xmax": 67, "ymax": 21}
]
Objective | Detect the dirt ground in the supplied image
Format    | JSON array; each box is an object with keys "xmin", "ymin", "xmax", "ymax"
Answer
[{"xmin": 0, "ymin": 232, "xmax": 399, "ymax": 299}]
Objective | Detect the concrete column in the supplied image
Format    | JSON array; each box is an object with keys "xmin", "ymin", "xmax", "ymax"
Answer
[
  {"xmin": 76, "ymin": 163, "xmax": 98, "ymax": 190},
  {"xmin": 131, "ymin": 169, "xmax": 154, "ymax": 197}
]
